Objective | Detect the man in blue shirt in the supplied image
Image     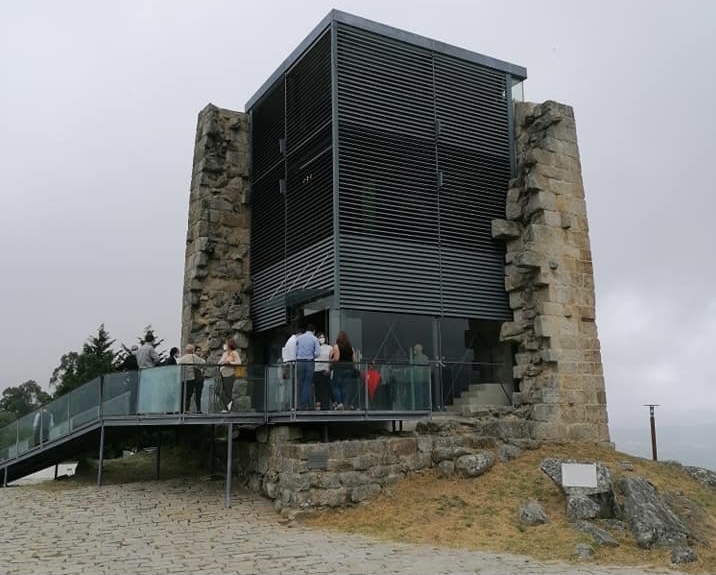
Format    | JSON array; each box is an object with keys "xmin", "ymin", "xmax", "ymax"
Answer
[{"xmin": 295, "ymin": 324, "xmax": 320, "ymax": 410}]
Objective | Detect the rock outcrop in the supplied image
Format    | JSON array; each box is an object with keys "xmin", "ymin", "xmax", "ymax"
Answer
[
  {"xmin": 620, "ymin": 477, "xmax": 689, "ymax": 549},
  {"xmin": 519, "ymin": 499, "xmax": 548, "ymax": 526},
  {"xmin": 540, "ymin": 457, "xmax": 617, "ymax": 519}
]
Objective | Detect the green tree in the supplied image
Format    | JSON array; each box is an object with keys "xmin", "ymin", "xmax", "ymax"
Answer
[
  {"xmin": 0, "ymin": 380, "xmax": 51, "ymax": 418},
  {"xmin": 51, "ymin": 324, "xmax": 117, "ymax": 397}
]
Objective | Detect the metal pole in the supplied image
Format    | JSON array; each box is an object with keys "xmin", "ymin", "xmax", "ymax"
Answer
[
  {"xmin": 54, "ymin": 464, "xmax": 58, "ymax": 479},
  {"xmin": 225, "ymin": 422, "xmax": 234, "ymax": 508},
  {"xmin": 3, "ymin": 465, "xmax": 7, "ymax": 487},
  {"xmin": 644, "ymin": 404, "xmax": 659, "ymax": 461},
  {"xmin": 156, "ymin": 433, "xmax": 161, "ymax": 480},
  {"xmin": 97, "ymin": 424, "xmax": 105, "ymax": 487},
  {"xmin": 210, "ymin": 424, "xmax": 216, "ymax": 474}
]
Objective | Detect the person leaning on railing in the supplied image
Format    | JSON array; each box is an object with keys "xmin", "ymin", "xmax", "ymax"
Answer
[
  {"xmin": 177, "ymin": 344, "xmax": 205, "ymax": 414},
  {"xmin": 218, "ymin": 338, "xmax": 241, "ymax": 412}
]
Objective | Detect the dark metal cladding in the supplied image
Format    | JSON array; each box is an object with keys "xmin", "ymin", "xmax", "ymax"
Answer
[
  {"xmin": 248, "ymin": 11, "xmax": 525, "ymax": 331},
  {"xmin": 335, "ymin": 23, "xmax": 512, "ymax": 319}
]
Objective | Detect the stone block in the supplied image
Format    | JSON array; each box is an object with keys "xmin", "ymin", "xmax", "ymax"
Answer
[
  {"xmin": 455, "ymin": 451, "xmax": 495, "ymax": 478},
  {"xmin": 351, "ymin": 453, "xmax": 382, "ymax": 471},
  {"xmin": 491, "ymin": 219, "xmax": 521, "ymax": 240},
  {"xmin": 416, "ymin": 435, "xmax": 433, "ymax": 453},
  {"xmin": 567, "ymin": 495, "xmax": 600, "ymax": 520},
  {"xmin": 339, "ymin": 471, "xmax": 372, "ymax": 487},
  {"xmin": 350, "ymin": 483, "xmax": 381, "ymax": 503},
  {"xmin": 437, "ymin": 460, "xmax": 455, "ymax": 477},
  {"xmin": 565, "ymin": 423, "xmax": 598, "ymax": 442},
  {"xmin": 532, "ymin": 404, "xmax": 561, "ymax": 422},
  {"xmin": 315, "ymin": 487, "xmax": 349, "ymax": 507},
  {"xmin": 498, "ymin": 444, "xmax": 523, "ymax": 462},
  {"xmin": 525, "ymin": 190, "xmax": 557, "ymax": 216},
  {"xmin": 388, "ymin": 437, "xmax": 417, "ymax": 457},
  {"xmin": 413, "ymin": 452, "xmax": 433, "ymax": 470},
  {"xmin": 431, "ymin": 445, "xmax": 473, "ymax": 464}
]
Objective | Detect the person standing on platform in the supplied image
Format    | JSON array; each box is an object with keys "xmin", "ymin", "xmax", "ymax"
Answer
[
  {"xmin": 219, "ymin": 338, "xmax": 241, "ymax": 411},
  {"xmin": 177, "ymin": 344, "xmax": 206, "ymax": 413},
  {"xmin": 136, "ymin": 333, "xmax": 160, "ymax": 369},
  {"xmin": 314, "ymin": 332, "xmax": 333, "ymax": 410},
  {"xmin": 295, "ymin": 324, "xmax": 320, "ymax": 410}
]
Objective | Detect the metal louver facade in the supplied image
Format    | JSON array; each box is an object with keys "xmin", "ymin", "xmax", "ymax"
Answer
[{"xmin": 247, "ymin": 11, "xmax": 527, "ymax": 332}]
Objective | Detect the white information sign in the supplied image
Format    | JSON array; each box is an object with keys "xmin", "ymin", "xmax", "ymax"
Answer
[{"xmin": 561, "ymin": 463, "xmax": 598, "ymax": 488}]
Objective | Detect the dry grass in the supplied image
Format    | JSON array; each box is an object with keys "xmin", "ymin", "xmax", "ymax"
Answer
[{"xmin": 305, "ymin": 442, "xmax": 716, "ymax": 573}]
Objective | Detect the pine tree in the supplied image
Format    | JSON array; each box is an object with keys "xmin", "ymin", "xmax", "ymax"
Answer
[{"xmin": 51, "ymin": 324, "xmax": 118, "ymax": 397}]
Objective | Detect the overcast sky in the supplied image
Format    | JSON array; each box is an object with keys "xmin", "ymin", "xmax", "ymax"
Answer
[{"xmin": 1, "ymin": 1, "xmax": 714, "ymax": 439}]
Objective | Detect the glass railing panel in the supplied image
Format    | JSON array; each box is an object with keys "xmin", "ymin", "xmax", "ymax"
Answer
[
  {"xmin": 46, "ymin": 393, "xmax": 70, "ymax": 441},
  {"xmin": 245, "ymin": 363, "xmax": 265, "ymax": 413},
  {"xmin": 437, "ymin": 361, "xmax": 513, "ymax": 408},
  {"xmin": 137, "ymin": 366, "xmax": 181, "ymax": 414},
  {"xmin": 361, "ymin": 361, "xmax": 430, "ymax": 411},
  {"xmin": 266, "ymin": 363, "xmax": 294, "ymax": 412},
  {"xmin": 103, "ymin": 371, "xmax": 138, "ymax": 416},
  {"xmin": 16, "ymin": 412, "xmax": 36, "ymax": 455},
  {"xmin": 0, "ymin": 421, "xmax": 18, "ymax": 462},
  {"xmin": 197, "ymin": 364, "xmax": 221, "ymax": 414},
  {"xmin": 69, "ymin": 377, "xmax": 100, "ymax": 431}
]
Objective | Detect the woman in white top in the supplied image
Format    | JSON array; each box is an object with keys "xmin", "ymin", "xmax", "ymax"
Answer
[
  {"xmin": 313, "ymin": 332, "xmax": 333, "ymax": 410},
  {"xmin": 218, "ymin": 338, "xmax": 241, "ymax": 411}
]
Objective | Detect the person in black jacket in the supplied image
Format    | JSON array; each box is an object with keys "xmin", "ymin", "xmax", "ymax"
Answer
[{"xmin": 164, "ymin": 347, "xmax": 179, "ymax": 365}]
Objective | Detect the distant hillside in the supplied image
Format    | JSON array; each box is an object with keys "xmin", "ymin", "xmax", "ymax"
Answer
[{"xmin": 611, "ymin": 423, "xmax": 716, "ymax": 470}]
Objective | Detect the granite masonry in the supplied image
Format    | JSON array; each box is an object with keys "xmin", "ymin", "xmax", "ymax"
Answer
[
  {"xmin": 492, "ymin": 100, "xmax": 610, "ymax": 444},
  {"xmin": 181, "ymin": 104, "xmax": 252, "ymax": 362}
]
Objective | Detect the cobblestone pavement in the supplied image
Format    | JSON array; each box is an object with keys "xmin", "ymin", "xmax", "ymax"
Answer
[{"xmin": 1, "ymin": 479, "xmax": 680, "ymax": 575}]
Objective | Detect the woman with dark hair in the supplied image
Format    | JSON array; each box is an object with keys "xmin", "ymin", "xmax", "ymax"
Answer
[
  {"xmin": 164, "ymin": 347, "xmax": 179, "ymax": 365},
  {"xmin": 219, "ymin": 338, "xmax": 241, "ymax": 411},
  {"xmin": 330, "ymin": 331, "xmax": 354, "ymax": 410}
]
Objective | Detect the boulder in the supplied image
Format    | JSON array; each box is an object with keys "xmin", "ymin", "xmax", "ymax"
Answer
[
  {"xmin": 684, "ymin": 466, "xmax": 716, "ymax": 490},
  {"xmin": 671, "ymin": 546, "xmax": 697, "ymax": 565},
  {"xmin": 574, "ymin": 543, "xmax": 594, "ymax": 559},
  {"xmin": 498, "ymin": 444, "xmax": 523, "ymax": 462},
  {"xmin": 539, "ymin": 458, "xmax": 616, "ymax": 518},
  {"xmin": 519, "ymin": 500, "xmax": 548, "ymax": 526},
  {"xmin": 567, "ymin": 495, "xmax": 601, "ymax": 520},
  {"xmin": 620, "ymin": 477, "xmax": 688, "ymax": 549},
  {"xmin": 455, "ymin": 451, "xmax": 495, "ymax": 478},
  {"xmin": 437, "ymin": 460, "xmax": 455, "ymax": 478},
  {"xmin": 573, "ymin": 521, "xmax": 619, "ymax": 547}
]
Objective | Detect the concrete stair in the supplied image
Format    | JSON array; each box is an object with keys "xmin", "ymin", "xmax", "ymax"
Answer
[{"xmin": 445, "ymin": 382, "xmax": 512, "ymax": 413}]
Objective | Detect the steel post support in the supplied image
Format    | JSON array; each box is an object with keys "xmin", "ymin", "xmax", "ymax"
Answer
[
  {"xmin": 97, "ymin": 424, "xmax": 105, "ymax": 487},
  {"xmin": 225, "ymin": 422, "xmax": 234, "ymax": 508},
  {"xmin": 156, "ymin": 433, "xmax": 161, "ymax": 480}
]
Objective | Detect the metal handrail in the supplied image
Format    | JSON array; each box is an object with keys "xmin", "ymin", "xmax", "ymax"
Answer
[{"xmin": 0, "ymin": 359, "xmax": 511, "ymax": 467}]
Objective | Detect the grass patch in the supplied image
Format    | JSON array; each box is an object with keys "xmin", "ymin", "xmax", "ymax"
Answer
[
  {"xmin": 305, "ymin": 442, "xmax": 716, "ymax": 573},
  {"xmin": 32, "ymin": 446, "xmax": 205, "ymax": 491}
]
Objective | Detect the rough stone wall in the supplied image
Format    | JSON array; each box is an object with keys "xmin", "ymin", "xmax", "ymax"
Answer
[
  {"xmin": 234, "ymin": 424, "xmax": 504, "ymax": 510},
  {"xmin": 234, "ymin": 413, "xmax": 537, "ymax": 509},
  {"xmin": 492, "ymin": 100, "xmax": 609, "ymax": 444},
  {"xmin": 182, "ymin": 104, "xmax": 252, "ymax": 361}
]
